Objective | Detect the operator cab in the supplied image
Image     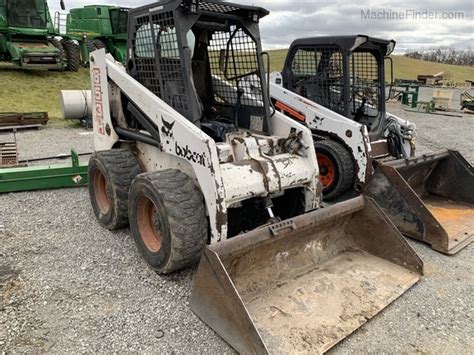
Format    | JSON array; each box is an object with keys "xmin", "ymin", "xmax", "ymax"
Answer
[
  {"xmin": 108, "ymin": 7, "xmax": 129, "ymax": 35},
  {"xmin": 282, "ymin": 35, "xmax": 395, "ymax": 138},
  {"xmin": 4, "ymin": 0, "xmax": 48, "ymax": 28},
  {"xmin": 126, "ymin": 0, "xmax": 271, "ymax": 141}
]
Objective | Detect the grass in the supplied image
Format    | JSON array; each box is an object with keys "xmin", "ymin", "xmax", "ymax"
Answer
[
  {"xmin": 0, "ymin": 53, "xmax": 472, "ymax": 123},
  {"xmin": 0, "ymin": 65, "xmax": 90, "ymax": 125},
  {"xmin": 267, "ymin": 49, "xmax": 474, "ymax": 84},
  {"xmin": 384, "ymin": 55, "xmax": 474, "ymax": 83}
]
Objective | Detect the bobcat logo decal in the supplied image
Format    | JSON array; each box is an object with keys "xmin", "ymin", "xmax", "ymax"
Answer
[{"xmin": 161, "ymin": 117, "xmax": 175, "ymax": 138}]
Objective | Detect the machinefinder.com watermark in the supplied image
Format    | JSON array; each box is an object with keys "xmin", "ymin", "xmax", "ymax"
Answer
[{"xmin": 361, "ymin": 9, "xmax": 464, "ymax": 20}]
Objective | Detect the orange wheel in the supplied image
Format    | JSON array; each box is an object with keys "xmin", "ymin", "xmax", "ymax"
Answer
[
  {"xmin": 136, "ymin": 196, "xmax": 163, "ymax": 253},
  {"xmin": 317, "ymin": 153, "xmax": 336, "ymax": 188},
  {"xmin": 92, "ymin": 169, "xmax": 110, "ymax": 215},
  {"xmin": 314, "ymin": 140, "xmax": 355, "ymax": 201}
]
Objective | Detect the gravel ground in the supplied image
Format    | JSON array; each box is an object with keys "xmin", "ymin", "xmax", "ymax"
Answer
[
  {"xmin": 1, "ymin": 103, "xmax": 473, "ymax": 353},
  {"xmin": 390, "ymin": 87, "xmax": 474, "ymax": 162}
]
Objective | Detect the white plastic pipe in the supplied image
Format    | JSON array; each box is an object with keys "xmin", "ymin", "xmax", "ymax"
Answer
[{"xmin": 60, "ymin": 90, "xmax": 92, "ymax": 120}]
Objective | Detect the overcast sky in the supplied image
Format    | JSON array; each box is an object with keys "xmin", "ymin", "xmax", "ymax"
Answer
[{"xmin": 51, "ymin": 0, "xmax": 473, "ymax": 53}]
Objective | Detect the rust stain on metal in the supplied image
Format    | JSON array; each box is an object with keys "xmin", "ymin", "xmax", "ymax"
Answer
[
  {"xmin": 425, "ymin": 197, "xmax": 474, "ymax": 240},
  {"xmin": 367, "ymin": 150, "xmax": 474, "ymax": 254}
]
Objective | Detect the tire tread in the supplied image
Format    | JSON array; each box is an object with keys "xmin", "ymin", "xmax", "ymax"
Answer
[
  {"xmin": 61, "ymin": 39, "xmax": 81, "ymax": 72},
  {"xmin": 133, "ymin": 170, "xmax": 208, "ymax": 273},
  {"xmin": 88, "ymin": 149, "xmax": 141, "ymax": 229},
  {"xmin": 315, "ymin": 139, "xmax": 355, "ymax": 200}
]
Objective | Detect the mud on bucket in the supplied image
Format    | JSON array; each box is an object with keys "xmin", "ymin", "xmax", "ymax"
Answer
[{"xmin": 190, "ymin": 196, "xmax": 422, "ymax": 354}]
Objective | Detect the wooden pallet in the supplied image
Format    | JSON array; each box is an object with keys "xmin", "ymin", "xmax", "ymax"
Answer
[{"xmin": 0, "ymin": 112, "xmax": 48, "ymax": 130}]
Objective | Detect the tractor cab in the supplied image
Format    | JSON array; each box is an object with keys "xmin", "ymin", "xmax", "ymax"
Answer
[
  {"xmin": 67, "ymin": 5, "xmax": 129, "ymax": 37},
  {"xmin": 4, "ymin": 0, "xmax": 48, "ymax": 29},
  {"xmin": 127, "ymin": 0, "xmax": 271, "ymax": 139},
  {"xmin": 108, "ymin": 7, "xmax": 128, "ymax": 35},
  {"xmin": 282, "ymin": 35, "xmax": 395, "ymax": 138}
]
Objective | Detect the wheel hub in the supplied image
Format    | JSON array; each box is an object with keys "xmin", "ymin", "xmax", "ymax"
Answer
[
  {"xmin": 137, "ymin": 196, "xmax": 163, "ymax": 253},
  {"xmin": 93, "ymin": 170, "xmax": 110, "ymax": 214},
  {"xmin": 317, "ymin": 154, "xmax": 336, "ymax": 188}
]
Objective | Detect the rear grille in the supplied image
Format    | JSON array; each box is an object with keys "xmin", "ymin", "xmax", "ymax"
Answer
[{"xmin": 27, "ymin": 56, "xmax": 58, "ymax": 64}]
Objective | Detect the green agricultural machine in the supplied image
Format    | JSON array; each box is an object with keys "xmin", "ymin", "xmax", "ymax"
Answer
[
  {"xmin": 65, "ymin": 5, "xmax": 128, "ymax": 65},
  {"xmin": 0, "ymin": 0, "xmax": 79, "ymax": 70}
]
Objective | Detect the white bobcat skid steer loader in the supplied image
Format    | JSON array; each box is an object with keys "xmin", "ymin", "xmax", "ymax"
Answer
[
  {"xmin": 270, "ymin": 35, "xmax": 473, "ymax": 254},
  {"xmin": 88, "ymin": 3, "xmax": 422, "ymax": 353}
]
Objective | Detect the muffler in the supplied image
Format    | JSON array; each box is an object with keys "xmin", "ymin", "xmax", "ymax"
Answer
[
  {"xmin": 190, "ymin": 196, "xmax": 422, "ymax": 353},
  {"xmin": 366, "ymin": 150, "xmax": 474, "ymax": 254}
]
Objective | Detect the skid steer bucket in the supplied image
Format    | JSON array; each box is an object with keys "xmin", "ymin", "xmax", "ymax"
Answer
[
  {"xmin": 190, "ymin": 196, "xmax": 422, "ymax": 354},
  {"xmin": 366, "ymin": 150, "xmax": 474, "ymax": 254}
]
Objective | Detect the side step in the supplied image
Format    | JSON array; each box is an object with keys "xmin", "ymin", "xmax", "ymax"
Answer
[
  {"xmin": 190, "ymin": 196, "xmax": 422, "ymax": 353},
  {"xmin": 366, "ymin": 150, "xmax": 474, "ymax": 254}
]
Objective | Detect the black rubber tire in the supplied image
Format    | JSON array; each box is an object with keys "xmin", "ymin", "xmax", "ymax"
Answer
[
  {"xmin": 88, "ymin": 38, "xmax": 107, "ymax": 52},
  {"xmin": 88, "ymin": 149, "xmax": 141, "ymax": 230},
  {"xmin": 128, "ymin": 170, "xmax": 208, "ymax": 274},
  {"xmin": 49, "ymin": 38, "xmax": 66, "ymax": 70},
  {"xmin": 61, "ymin": 39, "xmax": 81, "ymax": 72},
  {"xmin": 314, "ymin": 139, "xmax": 355, "ymax": 201}
]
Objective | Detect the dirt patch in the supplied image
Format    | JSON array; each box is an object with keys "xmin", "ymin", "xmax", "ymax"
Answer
[{"xmin": 0, "ymin": 265, "xmax": 22, "ymax": 309}]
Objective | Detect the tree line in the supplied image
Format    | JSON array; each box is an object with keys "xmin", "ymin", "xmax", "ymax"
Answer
[{"xmin": 404, "ymin": 47, "xmax": 473, "ymax": 66}]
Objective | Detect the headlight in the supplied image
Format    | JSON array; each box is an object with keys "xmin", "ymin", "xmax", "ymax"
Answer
[{"xmin": 386, "ymin": 40, "xmax": 396, "ymax": 56}]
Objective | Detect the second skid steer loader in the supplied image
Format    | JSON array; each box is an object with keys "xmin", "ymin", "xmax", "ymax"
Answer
[
  {"xmin": 86, "ymin": 3, "xmax": 422, "ymax": 353},
  {"xmin": 270, "ymin": 35, "xmax": 473, "ymax": 254}
]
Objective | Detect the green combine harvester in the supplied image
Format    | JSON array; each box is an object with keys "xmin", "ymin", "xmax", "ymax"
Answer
[
  {"xmin": 0, "ymin": 0, "xmax": 79, "ymax": 70},
  {"xmin": 65, "ymin": 5, "xmax": 128, "ymax": 65}
]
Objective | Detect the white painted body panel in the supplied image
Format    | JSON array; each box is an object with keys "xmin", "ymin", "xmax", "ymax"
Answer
[
  {"xmin": 90, "ymin": 51, "xmax": 321, "ymax": 244},
  {"xmin": 269, "ymin": 72, "xmax": 416, "ymax": 186},
  {"xmin": 270, "ymin": 74, "xmax": 371, "ymax": 185}
]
